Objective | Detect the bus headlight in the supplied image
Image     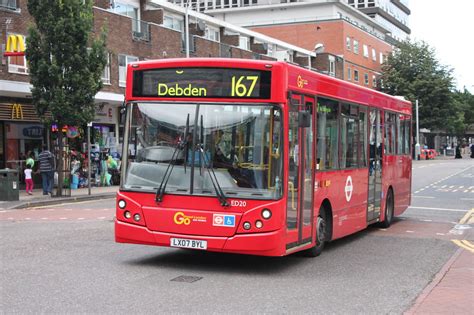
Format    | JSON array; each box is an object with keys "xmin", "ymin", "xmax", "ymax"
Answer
[
  {"xmin": 124, "ymin": 211, "xmax": 131, "ymax": 219},
  {"xmin": 262, "ymin": 209, "xmax": 272, "ymax": 219},
  {"xmin": 255, "ymin": 220, "xmax": 263, "ymax": 229},
  {"xmin": 133, "ymin": 214, "xmax": 141, "ymax": 222},
  {"xmin": 118, "ymin": 200, "xmax": 126, "ymax": 209}
]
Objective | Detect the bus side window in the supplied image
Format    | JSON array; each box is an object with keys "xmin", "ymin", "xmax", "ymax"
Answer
[{"xmin": 317, "ymin": 98, "xmax": 339, "ymax": 170}]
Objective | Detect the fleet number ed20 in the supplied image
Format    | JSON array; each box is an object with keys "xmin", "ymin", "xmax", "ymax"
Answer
[{"xmin": 231, "ymin": 76, "xmax": 259, "ymax": 97}]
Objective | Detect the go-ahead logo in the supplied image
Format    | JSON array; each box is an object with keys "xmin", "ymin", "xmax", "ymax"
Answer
[{"xmin": 173, "ymin": 211, "xmax": 206, "ymax": 225}]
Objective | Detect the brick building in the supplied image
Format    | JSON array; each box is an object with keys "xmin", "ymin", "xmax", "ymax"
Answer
[{"xmin": 0, "ymin": 0, "xmax": 317, "ymax": 169}]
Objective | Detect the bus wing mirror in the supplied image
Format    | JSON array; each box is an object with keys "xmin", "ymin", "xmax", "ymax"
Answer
[{"xmin": 298, "ymin": 111, "xmax": 311, "ymax": 128}]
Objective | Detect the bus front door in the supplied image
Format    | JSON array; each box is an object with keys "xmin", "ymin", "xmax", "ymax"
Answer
[
  {"xmin": 286, "ymin": 94, "xmax": 315, "ymax": 251},
  {"xmin": 367, "ymin": 109, "xmax": 382, "ymax": 222}
]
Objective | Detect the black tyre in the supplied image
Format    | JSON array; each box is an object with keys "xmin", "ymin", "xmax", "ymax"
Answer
[
  {"xmin": 304, "ymin": 206, "xmax": 328, "ymax": 257},
  {"xmin": 379, "ymin": 188, "xmax": 394, "ymax": 228}
]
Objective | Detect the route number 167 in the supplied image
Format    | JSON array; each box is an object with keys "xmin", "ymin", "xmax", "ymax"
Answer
[{"xmin": 231, "ymin": 76, "xmax": 259, "ymax": 97}]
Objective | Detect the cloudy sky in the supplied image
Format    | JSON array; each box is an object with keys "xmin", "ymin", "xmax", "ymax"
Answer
[{"xmin": 409, "ymin": 0, "xmax": 473, "ymax": 92}]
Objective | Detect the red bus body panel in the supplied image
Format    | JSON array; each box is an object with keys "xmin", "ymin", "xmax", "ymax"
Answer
[{"xmin": 116, "ymin": 58, "xmax": 412, "ymax": 256}]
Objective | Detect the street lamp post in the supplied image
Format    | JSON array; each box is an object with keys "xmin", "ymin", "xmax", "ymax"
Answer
[
  {"xmin": 415, "ymin": 99, "xmax": 421, "ymax": 160},
  {"xmin": 185, "ymin": 1, "xmax": 190, "ymax": 58},
  {"xmin": 87, "ymin": 122, "xmax": 92, "ymax": 195}
]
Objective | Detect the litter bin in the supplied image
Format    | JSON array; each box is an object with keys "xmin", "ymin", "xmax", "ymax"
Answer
[{"xmin": 0, "ymin": 169, "xmax": 20, "ymax": 201}]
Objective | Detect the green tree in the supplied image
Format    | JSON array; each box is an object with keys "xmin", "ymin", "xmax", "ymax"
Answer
[
  {"xmin": 26, "ymin": 0, "xmax": 107, "ymax": 196},
  {"xmin": 451, "ymin": 88, "xmax": 474, "ymax": 137},
  {"xmin": 379, "ymin": 40, "xmax": 456, "ymax": 132}
]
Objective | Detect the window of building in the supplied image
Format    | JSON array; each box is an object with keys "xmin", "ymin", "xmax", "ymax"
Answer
[
  {"xmin": 8, "ymin": 54, "xmax": 28, "ymax": 75},
  {"xmin": 346, "ymin": 36, "xmax": 351, "ymax": 50},
  {"xmin": 205, "ymin": 25, "xmax": 220, "ymax": 42},
  {"xmin": 372, "ymin": 48, "xmax": 376, "ymax": 61},
  {"xmin": 118, "ymin": 54, "xmax": 139, "ymax": 87},
  {"xmin": 380, "ymin": 52, "xmax": 384, "ymax": 64},
  {"xmin": 328, "ymin": 55, "xmax": 336, "ymax": 77},
  {"xmin": 101, "ymin": 52, "xmax": 111, "ymax": 85},
  {"xmin": 347, "ymin": 67, "xmax": 352, "ymax": 81},
  {"xmin": 357, "ymin": 0, "xmax": 365, "ymax": 8},
  {"xmin": 353, "ymin": 40, "xmax": 359, "ymax": 54},
  {"xmin": 109, "ymin": 1, "xmax": 138, "ymax": 19},
  {"xmin": 163, "ymin": 14, "xmax": 184, "ymax": 31},
  {"xmin": 317, "ymin": 98, "xmax": 339, "ymax": 170},
  {"xmin": 238, "ymin": 36, "xmax": 250, "ymax": 50},
  {"xmin": 372, "ymin": 75, "xmax": 377, "ymax": 87},
  {"xmin": 384, "ymin": 112, "xmax": 397, "ymax": 155},
  {"xmin": 364, "ymin": 73, "xmax": 369, "ymax": 85},
  {"xmin": 354, "ymin": 69, "xmax": 359, "ymax": 82},
  {"xmin": 363, "ymin": 44, "xmax": 368, "ymax": 58},
  {"xmin": 1, "ymin": 0, "xmax": 17, "ymax": 10}
]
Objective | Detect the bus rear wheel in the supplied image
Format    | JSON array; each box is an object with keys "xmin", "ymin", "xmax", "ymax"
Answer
[
  {"xmin": 379, "ymin": 188, "xmax": 394, "ymax": 228},
  {"xmin": 304, "ymin": 206, "xmax": 327, "ymax": 257}
]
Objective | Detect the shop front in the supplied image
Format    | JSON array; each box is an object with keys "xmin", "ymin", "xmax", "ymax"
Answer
[{"xmin": 0, "ymin": 101, "xmax": 50, "ymax": 169}]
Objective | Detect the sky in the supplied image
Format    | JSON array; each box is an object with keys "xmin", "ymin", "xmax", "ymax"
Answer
[{"xmin": 409, "ymin": 0, "xmax": 473, "ymax": 93}]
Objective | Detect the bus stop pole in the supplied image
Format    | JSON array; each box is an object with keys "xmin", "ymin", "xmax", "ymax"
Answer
[{"xmin": 415, "ymin": 99, "xmax": 421, "ymax": 160}]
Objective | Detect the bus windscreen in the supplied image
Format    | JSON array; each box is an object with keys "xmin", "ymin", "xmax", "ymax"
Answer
[{"xmin": 132, "ymin": 68, "xmax": 271, "ymax": 99}]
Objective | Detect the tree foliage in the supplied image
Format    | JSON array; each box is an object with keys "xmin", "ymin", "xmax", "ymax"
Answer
[
  {"xmin": 26, "ymin": 0, "xmax": 107, "ymax": 126},
  {"xmin": 451, "ymin": 88, "xmax": 474, "ymax": 136},
  {"xmin": 379, "ymin": 40, "xmax": 456, "ymax": 132}
]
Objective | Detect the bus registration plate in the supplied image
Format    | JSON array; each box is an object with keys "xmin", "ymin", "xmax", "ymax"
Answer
[{"xmin": 170, "ymin": 238, "xmax": 207, "ymax": 250}]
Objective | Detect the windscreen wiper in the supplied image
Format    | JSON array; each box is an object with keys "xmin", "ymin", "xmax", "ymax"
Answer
[
  {"xmin": 197, "ymin": 118, "xmax": 229, "ymax": 207},
  {"xmin": 156, "ymin": 114, "xmax": 190, "ymax": 203}
]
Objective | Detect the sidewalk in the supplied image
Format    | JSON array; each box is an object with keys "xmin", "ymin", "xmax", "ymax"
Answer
[
  {"xmin": 406, "ymin": 248, "xmax": 474, "ymax": 314},
  {"xmin": 0, "ymin": 185, "xmax": 118, "ymax": 210}
]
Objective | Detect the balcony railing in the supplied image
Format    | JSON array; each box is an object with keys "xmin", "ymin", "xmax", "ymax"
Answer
[
  {"xmin": 132, "ymin": 19, "xmax": 150, "ymax": 42},
  {"xmin": 0, "ymin": 0, "xmax": 17, "ymax": 10}
]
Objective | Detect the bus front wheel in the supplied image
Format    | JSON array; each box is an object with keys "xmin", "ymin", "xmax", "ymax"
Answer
[
  {"xmin": 304, "ymin": 206, "xmax": 328, "ymax": 257},
  {"xmin": 379, "ymin": 188, "xmax": 394, "ymax": 228}
]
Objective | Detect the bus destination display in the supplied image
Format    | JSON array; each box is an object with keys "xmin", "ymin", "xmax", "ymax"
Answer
[{"xmin": 133, "ymin": 68, "xmax": 271, "ymax": 99}]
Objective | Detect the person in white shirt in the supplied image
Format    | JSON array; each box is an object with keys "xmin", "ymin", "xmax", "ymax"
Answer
[{"xmin": 24, "ymin": 165, "xmax": 34, "ymax": 195}]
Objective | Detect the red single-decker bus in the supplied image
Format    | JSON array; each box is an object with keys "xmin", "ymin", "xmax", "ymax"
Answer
[{"xmin": 115, "ymin": 58, "xmax": 412, "ymax": 257}]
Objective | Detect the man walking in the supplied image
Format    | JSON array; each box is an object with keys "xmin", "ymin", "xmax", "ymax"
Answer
[{"xmin": 38, "ymin": 145, "xmax": 55, "ymax": 196}]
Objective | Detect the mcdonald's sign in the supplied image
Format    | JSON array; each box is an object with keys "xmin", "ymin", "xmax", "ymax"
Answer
[
  {"xmin": 11, "ymin": 103, "xmax": 23, "ymax": 120},
  {"xmin": 4, "ymin": 34, "xmax": 26, "ymax": 57}
]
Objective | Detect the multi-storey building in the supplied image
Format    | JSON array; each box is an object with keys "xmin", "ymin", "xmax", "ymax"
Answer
[
  {"xmin": 346, "ymin": 0, "xmax": 410, "ymax": 42},
  {"xmin": 0, "ymin": 0, "xmax": 317, "ymax": 169},
  {"xmin": 168, "ymin": 0, "xmax": 410, "ymax": 88}
]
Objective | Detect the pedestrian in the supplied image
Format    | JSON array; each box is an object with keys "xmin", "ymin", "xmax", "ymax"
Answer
[
  {"xmin": 38, "ymin": 144, "xmax": 55, "ymax": 196},
  {"xmin": 24, "ymin": 164, "xmax": 34, "ymax": 195}
]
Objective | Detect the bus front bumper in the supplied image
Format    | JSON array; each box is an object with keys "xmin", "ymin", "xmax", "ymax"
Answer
[{"xmin": 115, "ymin": 219, "xmax": 283, "ymax": 256}]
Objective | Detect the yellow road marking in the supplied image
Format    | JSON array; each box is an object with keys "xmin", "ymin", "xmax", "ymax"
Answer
[
  {"xmin": 452, "ymin": 240, "xmax": 474, "ymax": 253},
  {"xmin": 451, "ymin": 208, "xmax": 474, "ymax": 253},
  {"xmin": 459, "ymin": 208, "xmax": 474, "ymax": 225}
]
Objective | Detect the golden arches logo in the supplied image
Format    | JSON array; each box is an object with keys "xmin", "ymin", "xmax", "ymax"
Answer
[
  {"xmin": 5, "ymin": 34, "xmax": 26, "ymax": 56},
  {"xmin": 173, "ymin": 212, "xmax": 191, "ymax": 225},
  {"xmin": 11, "ymin": 103, "xmax": 23, "ymax": 119}
]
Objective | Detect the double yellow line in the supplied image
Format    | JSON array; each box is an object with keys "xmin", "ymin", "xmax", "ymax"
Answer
[{"xmin": 452, "ymin": 208, "xmax": 474, "ymax": 253}]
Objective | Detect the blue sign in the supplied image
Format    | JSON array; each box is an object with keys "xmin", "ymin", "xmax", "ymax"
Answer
[
  {"xmin": 223, "ymin": 215, "xmax": 235, "ymax": 227},
  {"xmin": 22, "ymin": 126, "xmax": 43, "ymax": 138}
]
